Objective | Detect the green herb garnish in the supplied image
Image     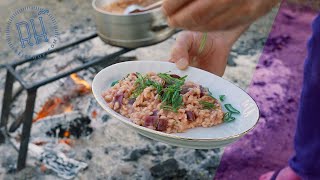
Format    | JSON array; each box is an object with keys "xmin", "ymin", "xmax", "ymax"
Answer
[
  {"xmin": 199, "ymin": 101, "xmax": 215, "ymax": 109},
  {"xmin": 158, "ymin": 73, "xmax": 186, "ymax": 112},
  {"xmin": 131, "ymin": 72, "xmax": 147, "ymax": 98},
  {"xmin": 129, "ymin": 72, "xmax": 186, "ymax": 112},
  {"xmin": 111, "ymin": 80, "xmax": 119, "ymax": 87},
  {"xmin": 198, "ymin": 33, "xmax": 208, "ymax": 54},
  {"xmin": 145, "ymin": 79, "xmax": 163, "ymax": 95},
  {"xmin": 223, "ymin": 103, "xmax": 240, "ymax": 122},
  {"xmin": 219, "ymin": 95, "xmax": 226, "ymax": 102},
  {"xmin": 158, "ymin": 73, "xmax": 187, "ymax": 86},
  {"xmin": 206, "ymin": 88, "xmax": 216, "ymax": 100},
  {"xmin": 223, "ymin": 112, "xmax": 235, "ymax": 122},
  {"xmin": 225, "ymin": 104, "xmax": 240, "ymax": 114}
]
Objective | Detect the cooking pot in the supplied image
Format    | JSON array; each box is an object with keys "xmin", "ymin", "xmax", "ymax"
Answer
[{"xmin": 92, "ymin": 0, "xmax": 175, "ymax": 48}]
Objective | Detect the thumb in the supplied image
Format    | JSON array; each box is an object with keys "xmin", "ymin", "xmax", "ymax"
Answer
[{"xmin": 169, "ymin": 31, "xmax": 193, "ymax": 70}]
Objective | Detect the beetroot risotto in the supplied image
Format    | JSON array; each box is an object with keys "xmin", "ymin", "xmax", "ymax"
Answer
[{"xmin": 102, "ymin": 72, "xmax": 239, "ymax": 133}]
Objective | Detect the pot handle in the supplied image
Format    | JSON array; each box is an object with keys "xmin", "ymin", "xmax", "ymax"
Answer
[{"xmin": 151, "ymin": 14, "xmax": 170, "ymax": 32}]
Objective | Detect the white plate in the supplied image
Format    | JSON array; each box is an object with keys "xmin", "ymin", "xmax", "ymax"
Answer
[{"xmin": 92, "ymin": 61, "xmax": 260, "ymax": 149}]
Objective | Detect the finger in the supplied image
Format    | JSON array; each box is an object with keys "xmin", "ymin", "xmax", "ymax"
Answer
[
  {"xmin": 170, "ymin": 32, "xmax": 193, "ymax": 69},
  {"xmin": 200, "ymin": 5, "xmax": 254, "ymax": 31},
  {"xmin": 162, "ymin": 0, "xmax": 193, "ymax": 16},
  {"xmin": 167, "ymin": 0, "xmax": 236, "ymax": 29},
  {"xmin": 188, "ymin": 32, "xmax": 215, "ymax": 59}
]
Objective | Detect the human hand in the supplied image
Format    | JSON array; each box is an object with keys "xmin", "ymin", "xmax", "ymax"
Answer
[
  {"xmin": 162, "ymin": 0, "xmax": 279, "ymax": 31},
  {"xmin": 169, "ymin": 24, "xmax": 249, "ymax": 76}
]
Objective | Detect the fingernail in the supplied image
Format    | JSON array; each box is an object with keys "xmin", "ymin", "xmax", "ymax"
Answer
[{"xmin": 176, "ymin": 58, "xmax": 188, "ymax": 70}]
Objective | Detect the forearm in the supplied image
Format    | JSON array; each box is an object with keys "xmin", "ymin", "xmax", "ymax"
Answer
[
  {"xmin": 287, "ymin": 0, "xmax": 320, "ymax": 10},
  {"xmin": 163, "ymin": 0, "xmax": 282, "ymax": 32}
]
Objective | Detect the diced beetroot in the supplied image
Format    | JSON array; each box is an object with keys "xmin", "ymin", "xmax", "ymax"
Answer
[
  {"xmin": 163, "ymin": 82, "xmax": 170, "ymax": 88},
  {"xmin": 128, "ymin": 98, "xmax": 136, "ymax": 105},
  {"xmin": 180, "ymin": 86, "xmax": 190, "ymax": 94},
  {"xmin": 170, "ymin": 74, "xmax": 181, "ymax": 79},
  {"xmin": 200, "ymin": 86, "xmax": 206, "ymax": 97},
  {"xmin": 114, "ymin": 93, "xmax": 124, "ymax": 108},
  {"xmin": 144, "ymin": 115, "xmax": 158, "ymax": 127},
  {"xmin": 186, "ymin": 111, "xmax": 195, "ymax": 121},
  {"xmin": 156, "ymin": 119, "xmax": 168, "ymax": 131},
  {"xmin": 151, "ymin": 110, "xmax": 158, "ymax": 116}
]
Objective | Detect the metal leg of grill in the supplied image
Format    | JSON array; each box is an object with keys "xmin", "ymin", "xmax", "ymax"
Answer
[
  {"xmin": 17, "ymin": 89, "xmax": 37, "ymax": 171},
  {"xmin": 0, "ymin": 70, "xmax": 15, "ymax": 129}
]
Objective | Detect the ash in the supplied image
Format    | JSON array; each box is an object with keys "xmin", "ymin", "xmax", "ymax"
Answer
[{"xmin": 0, "ymin": 0, "xmax": 278, "ymax": 179}]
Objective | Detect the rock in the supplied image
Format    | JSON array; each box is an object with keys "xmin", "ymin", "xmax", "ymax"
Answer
[
  {"xmin": 194, "ymin": 150, "xmax": 207, "ymax": 160},
  {"xmin": 185, "ymin": 170, "xmax": 210, "ymax": 180},
  {"xmin": 150, "ymin": 158, "xmax": 185, "ymax": 178},
  {"xmin": 3, "ymin": 161, "xmax": 15, "ymax": 174},
  {"xmin": 101, "ymin": 114, "xmax": 110, "ymax": 123},
  {"xmin": 123, "ymin": 148, "xmax": 150, "ymax": 161},
  {"xmin": 151, "ymin": 143, "xmax": 167, "ymax": 155},
  {"xmin": 119, "ymin": 164, "xmax": 135, "ymax": 175},
  {"xmin": 85, "ymin": 150, "xmax": 92, "ymax": 160},
  {"xmin": 200, "ymin": 156, "xmax": 220, "ymax": 171},
  {"xmin": 104, "ymin": 148, "xmax": 109, "ymax": 155},
  {"xmin": 212, "ymin": 148, "xmax": 220, "ymax": 154},
  {"xmin": 227, "ymin": 55, "xmax": 237, "ymax": 67}
]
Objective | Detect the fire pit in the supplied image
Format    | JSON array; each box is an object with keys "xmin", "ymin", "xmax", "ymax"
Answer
[{"xmin": 0, "ymin": 33, "xmax": 134, "ymax": 171}]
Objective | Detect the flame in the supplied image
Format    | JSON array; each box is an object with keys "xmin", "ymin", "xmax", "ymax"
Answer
[
  {"xmin": 33, "ymin": 73, "xmax": 90, "ymax": 122},
  {"xmin": 70, "ymin": 73, "xmax": 91, "ymax": 94},
  {"xmin": 34, "ymin": 97, "xmax": 62, "ymax": 122}
]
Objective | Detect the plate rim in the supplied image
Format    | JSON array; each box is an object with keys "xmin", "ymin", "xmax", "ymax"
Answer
[{"xmin": 92, "ymin": 61, "xmax": 261, "ymax": 142}]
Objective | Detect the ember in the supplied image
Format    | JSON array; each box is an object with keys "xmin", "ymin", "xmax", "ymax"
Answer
[
  {"xmin": 34, "ymin": 98, "xmax": 63, "ymax": 122},
  {"xmin": 34, "ymin": 73, "xmax": 91, "ymax": 122},
  {"xmin": 46, "ymin": 117, "xmax": 93, "ymax": 139}
]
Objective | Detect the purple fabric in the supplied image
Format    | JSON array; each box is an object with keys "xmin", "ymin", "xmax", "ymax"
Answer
[
  {"xmin": 214, "ymin": 3, "xmax": 318, "ymax": 180},
  {"xmin": 289, "ymin": 14, "xmax": 320, "ymax": 180}
]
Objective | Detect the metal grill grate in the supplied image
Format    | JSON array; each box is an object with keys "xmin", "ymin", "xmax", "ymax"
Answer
[{"xmin": 0, "ymin": 33, "xmax": 134, "ymax": 170}]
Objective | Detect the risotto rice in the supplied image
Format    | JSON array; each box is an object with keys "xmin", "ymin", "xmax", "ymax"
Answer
[{"xmin": 102, "ymin": 72, "xmax": 224, "ymax": 133}]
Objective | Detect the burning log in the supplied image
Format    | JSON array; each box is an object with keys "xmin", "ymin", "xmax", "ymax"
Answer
[
  {"xmin": 46, "ymin": 116, "xmax": 93, "ymax": 139},
  {"xmin": 34, "ymin": 73, "xmax": 91, "ymax": 123},
  {"xmin": 9, "ymin": 73, "xmax": 93, "ymax": 133},
  {"xmin": 31, "ymin": 111, "xmax": 93, "ymax": 141}
]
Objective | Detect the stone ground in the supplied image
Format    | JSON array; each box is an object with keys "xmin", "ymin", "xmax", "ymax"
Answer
[
  {"xmin": 0, "ymin": 0, "xmax": 278, "ymax": 179},
  {"xmin": 215, "ymin": 3, "xmax": 318, "ymax": 180}
]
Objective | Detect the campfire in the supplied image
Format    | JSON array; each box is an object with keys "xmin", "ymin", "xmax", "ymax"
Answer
[
  {"xmin": 33, "ymin": 73, "xmax": 92, "ymax": 122},
  {"xmin": 6, "ymin": 72, "xmax": 101, "ymax": 179}
]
